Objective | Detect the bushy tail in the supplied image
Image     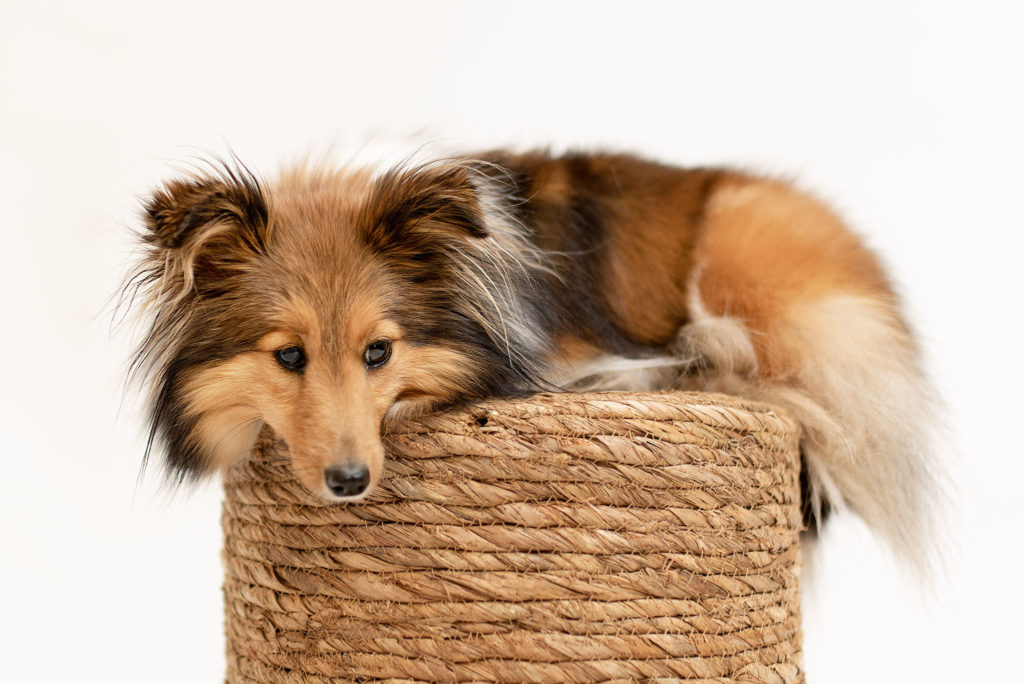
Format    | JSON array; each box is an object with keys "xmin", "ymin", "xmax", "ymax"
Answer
[{"xmin": 681, "ymin": 176, "xmax": 942, "ymax": 572}]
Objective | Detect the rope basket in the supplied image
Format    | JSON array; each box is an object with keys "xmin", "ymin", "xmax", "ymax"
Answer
[{"xmin": 222, "ymin": 391, "xmax": 805, "ymax": 683}]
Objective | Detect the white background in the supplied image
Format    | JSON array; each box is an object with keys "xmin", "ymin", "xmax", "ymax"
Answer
[{"xmin": 2, "ymin": 2, "xmax": 1022, "ymax": 681}]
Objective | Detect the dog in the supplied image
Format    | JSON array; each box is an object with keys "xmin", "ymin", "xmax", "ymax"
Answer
[{"xmin": 127, "ymin": 150, "xmax": 938, "ymax": 565}]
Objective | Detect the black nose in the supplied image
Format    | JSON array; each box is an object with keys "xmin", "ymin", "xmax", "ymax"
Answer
[{"xmin": 324, "ymin": 464, "xmax": 370, "ymax": 497}]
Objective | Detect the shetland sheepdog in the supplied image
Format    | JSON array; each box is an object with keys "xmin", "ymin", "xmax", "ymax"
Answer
[{"xmin": 128, "ymin": 150, "xmax": 938, "ymax": 563}]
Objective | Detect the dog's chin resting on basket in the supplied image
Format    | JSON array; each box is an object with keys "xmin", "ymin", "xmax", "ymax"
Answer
[{"xmin": 127, "ymin": 149, "xmax": 939, "ymax": 567}]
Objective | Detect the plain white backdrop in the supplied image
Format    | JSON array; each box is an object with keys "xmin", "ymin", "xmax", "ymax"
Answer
[{"xmin": 2, "ymin": 2, "xmax": 1022, "ymax": 681}]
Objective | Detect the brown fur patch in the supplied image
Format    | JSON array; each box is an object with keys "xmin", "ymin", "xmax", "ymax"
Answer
[{"xmin": 693, "ymin": 176, "xmax": 898, "ymax": 376}]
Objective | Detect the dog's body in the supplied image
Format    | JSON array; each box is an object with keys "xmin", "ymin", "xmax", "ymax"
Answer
[{"xmin": 130, "ymin": 150, "xmax": 937, "ymax": 562}]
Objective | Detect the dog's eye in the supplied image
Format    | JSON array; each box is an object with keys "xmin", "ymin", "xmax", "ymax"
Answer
[
  {"xmin": 364, "ymin": 340, "xmax": 392, "ymax": 368},
  {"xmin": 275, "ymin": 346, "xmax": 306, "ymax": 372}
]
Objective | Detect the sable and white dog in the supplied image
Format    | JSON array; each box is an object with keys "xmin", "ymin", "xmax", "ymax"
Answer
[{"xmin": 128, "ymin": 150, "xmax": 938, "ymax": 562}]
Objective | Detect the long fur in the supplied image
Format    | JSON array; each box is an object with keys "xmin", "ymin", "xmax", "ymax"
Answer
[{"xmin": 126, "ymin": 149, "xmax": 939, "ymax": 567}]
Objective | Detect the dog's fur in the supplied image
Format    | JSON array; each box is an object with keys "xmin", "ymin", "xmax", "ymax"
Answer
[{"xmin": 127, "ymin": 150, "xmax": 938, "ymax": 565}]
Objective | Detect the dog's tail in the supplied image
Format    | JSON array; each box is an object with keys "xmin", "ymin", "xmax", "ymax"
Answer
[{"xmin": 680, "ymin": 175, "xmax": 941, "ymax": 573}]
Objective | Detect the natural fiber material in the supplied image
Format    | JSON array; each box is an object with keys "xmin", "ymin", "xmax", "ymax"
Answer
[{"xmin": 222, "ymin": 391, "xmax": 805, "ymax": 683}]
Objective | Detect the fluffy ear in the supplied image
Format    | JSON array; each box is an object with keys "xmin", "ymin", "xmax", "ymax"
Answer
[
  {"xmin": 142, "ymin": 166, "xmax": 269, "ymax": 297},
  {"xmin": 362, "ymin": 162, "xmax": 489, "ymax": 252}
]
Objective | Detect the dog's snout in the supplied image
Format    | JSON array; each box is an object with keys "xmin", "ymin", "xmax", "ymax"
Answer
[{"xmin": 324, "ymin": 464, "xmax": 371, "ymax": 497}]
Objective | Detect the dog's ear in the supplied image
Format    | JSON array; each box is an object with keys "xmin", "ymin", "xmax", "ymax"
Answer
[
  {"xmin": 363, "ymin": 163, "xmax": 488, "ymax": 251},
  {"xmin": 142, "ymin": 167, "xmax": 268, "ymax": 297}
]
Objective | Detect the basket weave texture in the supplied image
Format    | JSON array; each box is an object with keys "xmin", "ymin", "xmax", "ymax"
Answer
[{"xmin": 222, "ymin": 391, "xmax": 805, "ymax": 683}]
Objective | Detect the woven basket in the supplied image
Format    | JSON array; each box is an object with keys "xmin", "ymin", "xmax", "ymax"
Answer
[{"xmin": 222, "ymin": 391, "xmax": 805, "ymax": 683}]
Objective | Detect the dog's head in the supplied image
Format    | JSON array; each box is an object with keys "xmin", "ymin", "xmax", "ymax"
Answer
[{"xmin": 129, "ymin": 160, "xmax": 544, "ymax": 500}]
